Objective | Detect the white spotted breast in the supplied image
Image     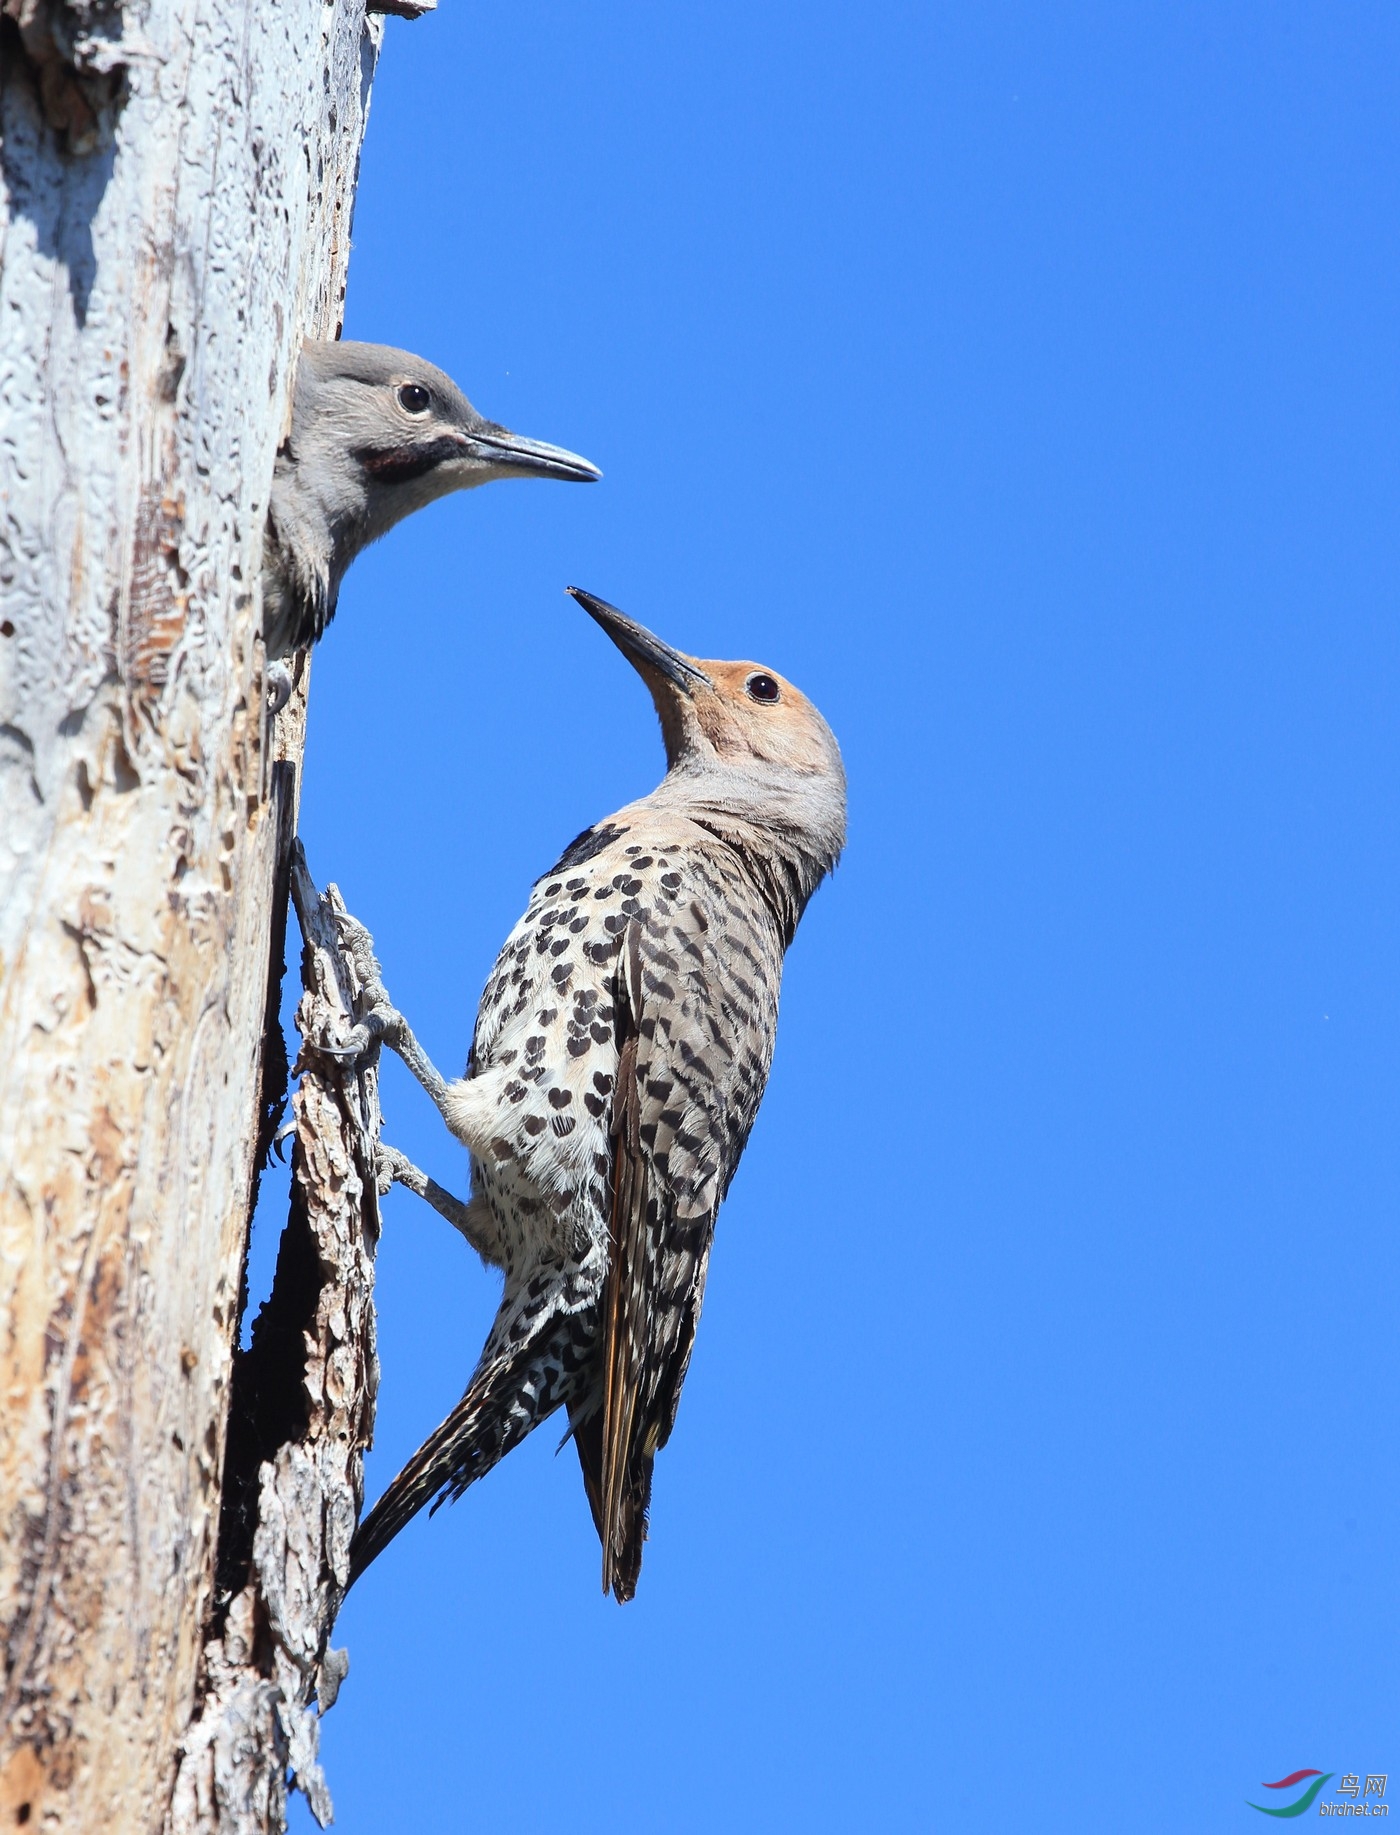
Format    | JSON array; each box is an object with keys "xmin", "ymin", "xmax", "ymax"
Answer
[{"xmin": 464, "ymin": 812, "xmax": 786, "ymax": 1279}]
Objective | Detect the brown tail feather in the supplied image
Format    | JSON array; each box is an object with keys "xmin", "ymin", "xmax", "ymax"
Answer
[{"xmin": 570, "ymin": 1400, "xmax": 654, "ymax": 1603}]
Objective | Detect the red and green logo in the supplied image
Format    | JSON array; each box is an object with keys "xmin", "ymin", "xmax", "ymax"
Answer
[{"xmin": 1248, "ymin": 1771, "xmax": 1335, "ymax": 1817}]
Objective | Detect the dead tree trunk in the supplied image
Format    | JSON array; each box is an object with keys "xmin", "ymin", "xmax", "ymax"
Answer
[{"xmin": 0, "ymin": 5, "xmax": 408, "ymax": 1826}]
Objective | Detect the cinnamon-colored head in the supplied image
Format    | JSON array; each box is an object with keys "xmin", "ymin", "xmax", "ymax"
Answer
[
  {"xmin": 566, "ymin": 586, "xmax": 846, "ymax": 883},
  {"xmin": 567, "ymin": 587, "xmax": 843, "ymax": 782}
]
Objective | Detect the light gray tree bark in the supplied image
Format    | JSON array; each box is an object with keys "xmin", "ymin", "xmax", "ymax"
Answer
[{"xmin": 0, "ymin": 4, "xmax": 412, "ymax": 1826}]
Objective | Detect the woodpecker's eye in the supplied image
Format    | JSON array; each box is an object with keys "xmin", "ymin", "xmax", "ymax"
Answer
[
  {"xmin": 745, "ymin": 672, "xmax": 782, "ymax": 704},
  {"xmin": 397, "ymin": 383, "xmax": 431, "ymax": 415}
]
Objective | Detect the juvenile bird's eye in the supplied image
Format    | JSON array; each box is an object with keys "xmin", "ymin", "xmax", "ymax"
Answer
[
  {"xmin": 397, "ymin": 383, "xmax": 431, "ymax": 414},
  {"xmin": 745, "ymin": 672, "xmax": 782, "ymax": 704}
]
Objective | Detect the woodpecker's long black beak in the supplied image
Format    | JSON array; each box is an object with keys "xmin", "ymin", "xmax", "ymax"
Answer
[
  {"xmin": 468, "ymin": 426, "xmax": 601, "ymax": 482},
  {"xmin": 567, "ymin": 587, "xmax": 711, "ymax": 692}
]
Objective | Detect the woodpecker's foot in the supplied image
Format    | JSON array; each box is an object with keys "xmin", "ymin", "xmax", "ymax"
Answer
[
  {"xmin": 321, "ymin": 997, "xmax": 408, "ymax": 1063},
  {"xmin": 332, "ymin": 908, "xmax": 384, "ymax": 994},
  {"xmin": 319, "ymin": 909, "xmax": 405, "ymax": 1061},
  {"xmin": 375, "ymin": 1143, "xmax": 500, "ymax": 1259},
  {"xmin": 320, "ymin": 907, "xmax": 454, "ymax": 1108},
  {"xmin": 375, "ymin": 1142, "xmax": 416, "ymax": 1196},
  {"xmin": 266, "ymin": 662, "xmax": 294, "ymax": 717}
]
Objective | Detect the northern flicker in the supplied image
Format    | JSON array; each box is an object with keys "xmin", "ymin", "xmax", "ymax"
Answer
[
  {"xmin": 262, "ymin": 340, "xmax": 599, "ymax": 661},
  {"xmin": 332, "ymin": 587, "xmax": 845, "ymax": 1601}
]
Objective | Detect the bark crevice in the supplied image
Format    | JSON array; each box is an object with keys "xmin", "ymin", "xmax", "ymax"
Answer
[{"xmin": 169, "ymin": 851, "xmax": 384, "ymax": 1835}]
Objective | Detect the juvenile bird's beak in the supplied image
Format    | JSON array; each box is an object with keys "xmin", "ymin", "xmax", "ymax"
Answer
[
  {"xmin": 567, "ymin": 587, "xmax": 711, "ymax": 692},
  {"xmin": 467, "ymin": 427, "xmax": 601, "ymax": 483}
]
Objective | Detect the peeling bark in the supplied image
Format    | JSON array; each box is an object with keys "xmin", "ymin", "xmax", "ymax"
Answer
[
  {"xmin": 0, "ymin": 4, "xmax": 394, "ymax": 1828},
  {"xmin": 168, "ymin": 851, "xmax": 383, "ymax": 1835}
]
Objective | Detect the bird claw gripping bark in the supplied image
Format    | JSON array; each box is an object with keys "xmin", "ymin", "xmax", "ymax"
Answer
[
  {"xmin": 321, "ymin": 1002, "xmax": 406, "ymax": 1062},
  {"xmin": 266, "ymin": 661, "xmax": 294, "ymax": 717},
  {"xmin": 374, "ymin": 1143, "xmax": 412, "ymax": 1197},
  {"xmin": 319, "ymin": 909, "xmax": 406, "ymax": 1062}
]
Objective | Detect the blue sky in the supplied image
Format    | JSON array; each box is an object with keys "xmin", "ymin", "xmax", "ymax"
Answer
[{"xmin": 264, "ymin": 3, "xmax": 1400, "ymax": 1827}]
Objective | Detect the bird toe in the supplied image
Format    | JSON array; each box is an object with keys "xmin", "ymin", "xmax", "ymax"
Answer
[{"xmin": 265, "ymin": 662, "xmax": 294, "ymax": 717}]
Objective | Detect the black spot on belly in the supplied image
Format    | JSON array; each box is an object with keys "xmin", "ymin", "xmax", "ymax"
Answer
[
  {"xmin": 523, "ymin": 1114, "xmax": 546, "ymax": 1137},
  {"xmin": 548, "ymin": 1087, "xmax": 573, "ymax": 1110}
]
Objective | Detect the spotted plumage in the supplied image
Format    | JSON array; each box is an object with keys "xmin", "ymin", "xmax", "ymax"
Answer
[{"xmin": 341, "ymin": 588, "xmax": 845, "ymax": 1600}]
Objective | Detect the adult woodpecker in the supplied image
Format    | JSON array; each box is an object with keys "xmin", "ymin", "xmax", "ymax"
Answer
[
  {"xmin": 328, "ymin": 588, "xmax": 846, "ymax": 1601},
  {"xmin": 262, "ymin": 340, "xmax": 600, "ymax": 666}
]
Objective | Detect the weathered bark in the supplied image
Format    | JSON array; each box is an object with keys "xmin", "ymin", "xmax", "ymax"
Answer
[
  {"xmin": 168, "ymin": 847, "xmax": 384, "ymax": 1834},
  {"xmin": 0, "ymin": 5, "xmax": 389, "ymax": 1827}
]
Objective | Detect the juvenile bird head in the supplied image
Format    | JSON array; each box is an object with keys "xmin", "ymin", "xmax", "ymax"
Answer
[
  {"xmin": 568, "ymin": 586, "xmax": 847, "ymax": 930},
  {"xmin": 295, "ymin": 340, "xmax": 600, "ymax": 514},
  {"xmin": 264, "ymin": 342, "xmax": 599, "ymax": 657}
]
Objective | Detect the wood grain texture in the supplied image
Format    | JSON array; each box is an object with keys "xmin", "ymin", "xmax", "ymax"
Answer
[{"xmin": 0, "ymin": 5, "xmax": 383, "ymax": 1826}]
